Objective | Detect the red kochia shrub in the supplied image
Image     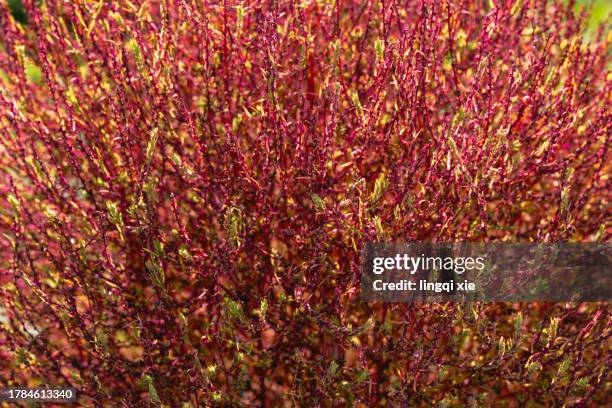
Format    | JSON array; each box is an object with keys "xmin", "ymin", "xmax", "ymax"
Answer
[{"xmin": 0, "ymin": 0, "xmax": 610, "ymax": 406}]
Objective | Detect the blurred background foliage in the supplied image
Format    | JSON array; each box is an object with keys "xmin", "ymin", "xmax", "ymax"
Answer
[
  {"xmin": 576, "ymin": 0, "xmax": 612, "ymax": 33},
  {"xmin": 7, "ymin": 0, "xmax": 27, "ymax": 25},
  {"xmin": 6, "ymin": 0, "xmax": 612, "ymax": 33},
  {"xmin": 575, "ymin": 0, "xmax": 611, "ymax": 32}
]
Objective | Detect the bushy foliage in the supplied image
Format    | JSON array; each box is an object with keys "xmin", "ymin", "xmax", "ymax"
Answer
[{"xmin": 0, "ymin": 0, "xmax": 610, "ymax": 406}]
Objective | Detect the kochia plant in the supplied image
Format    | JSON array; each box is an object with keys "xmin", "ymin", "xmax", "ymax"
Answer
[{"xmin": 0, "ymin": 0, "xmax": 610, "ymax": 406}]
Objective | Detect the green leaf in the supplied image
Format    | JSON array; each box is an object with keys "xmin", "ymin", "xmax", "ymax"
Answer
[
  {"xmin": 15, "ymin": 347, "xmax": 34, "ymax": 367},
  {"xmin": 514, "ymin": 312, "xmax": 523, "ymax": 338},
  {"xmin": 146, "ymin": 128, "xmax": 159, "ymax": 164},
  {"xmin": 353, "ymin": 316, "xmax": 374, "ymax": 336},
  {"xmin": 224, "ymin": 297, "xmax": 245, "ymax": 322},
  {"xmin": 350, "ymin": 90, "xmax": 364, "ymax": 119},
  {"xmin": 7, "ymin": 193, "xmax": 20, "ymax": 210},
  {"xmin": 356, "ymin": 369, "xmax": 369, "ymax": 385},
  {"xmin": 141, "ymin": 374, "xmax": 161, "ymax": 405},
  {"xmin": 328, "ymin": 360, "xmax": 339, "ymax": 378},
  {"xmin": 369, "ymin": 173, "xmax": 388, "ymax": 205},
  {"xmin": 497, "ymin": 336, "xmax": 506, "ymax": 358},
  {"xmin": 25, "ymin": 61, "xmax": 42, "ymax": 84},
  {"xmin": 257, "ymin": 298, "xmax": 268, "ymax": 321},
  {"xmin": 382, "ymin": 314, "xmax": 393, "ymax": 335},
  {"xmin": 178, "ymin": 246, "xmax": 192, "ymax": 261},
  {"xmin": 373, "ymin": 215, "xmax": 384, "ymax": 238},
  {"xmin": 311, "ymin": 194, "xmax": 325, "ymax": 212},
  {"xmin": 511, "ymin": 0, "xmax": 523, "ymax": 16},
  {"xmin": 236, "ymin": 5, "xmax": 245, "ymax": 32},
  {"xmin": 224, "ymin": 207, "xmax": 244, "ymax": 248},
  {"xmin": 525, "ymin": 356, "xmax": 542, "ymax": 373},
  {"xmin": 557, "ymin": 357, "xmax": 571, "ymax": 376},
  {"xmin": 375, "ymin": 38, "xmax": 384, "ymax": 62},
  {"xmin": 575, "ymin": 377, "xmax": 589, "ymax": 389},
  {"xmin": 106, "ymin": 201, "xmax": 125, "ymax": 242},
  {"xmin": 547, "ymin": 317, "xmax": 560, "ymax": 346}
]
